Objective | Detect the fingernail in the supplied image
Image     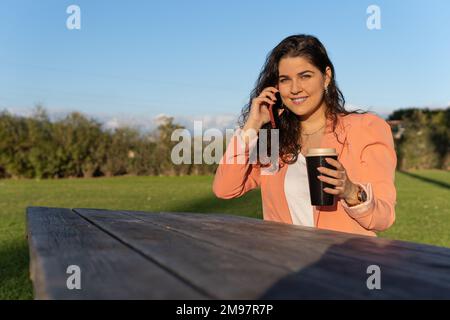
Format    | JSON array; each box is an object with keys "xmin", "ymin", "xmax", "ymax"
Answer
[{"xmin": 317, "ymin": 167, "xmax": 322, "ymax": 171}]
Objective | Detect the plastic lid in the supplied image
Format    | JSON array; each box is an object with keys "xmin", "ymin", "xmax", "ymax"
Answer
[{"xmin": 305, "ymin": 148, "xmax": 337, "ymax": 157}]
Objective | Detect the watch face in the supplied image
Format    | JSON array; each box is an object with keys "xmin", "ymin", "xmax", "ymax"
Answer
[
  {"xmin": 361, "ymin": 190, "xmax": 367, "ymax": 202},
  {"xmin": 357, "ymin": 188, "xmax": 367, "ymax": 202}
]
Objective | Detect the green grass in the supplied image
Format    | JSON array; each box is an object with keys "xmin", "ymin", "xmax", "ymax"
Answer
[
  {"xmin": 0, "ymin": 170, "xmax": 449, "ymax": 299},
  {"xmin": 379, "ymin": 170, "xmax": 450, "ymax": 246}
]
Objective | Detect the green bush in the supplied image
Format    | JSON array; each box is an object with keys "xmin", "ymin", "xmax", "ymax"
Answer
[
  {"xmin": 388, "ymin": 108, "xmax": 449, "ymax": 170},
  {"xmin": 0, "ymin": 108, "xmax": 218, "ymax": 178}
]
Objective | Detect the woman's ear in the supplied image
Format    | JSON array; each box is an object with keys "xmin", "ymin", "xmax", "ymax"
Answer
[{"xmin": 324, "ymin": 66, "xmax": 332, "ymax": 88}]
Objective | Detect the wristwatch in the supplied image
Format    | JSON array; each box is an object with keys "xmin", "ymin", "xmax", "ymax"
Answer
[
  {"xmin": 345, "ymin": 185, "xmax": 367, "ymax": 206},
  {"xmin": 357, "ymin": 185, "xmax": 367, "ymax": 203}
]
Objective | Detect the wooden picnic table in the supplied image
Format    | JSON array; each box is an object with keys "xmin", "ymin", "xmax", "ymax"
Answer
[{"xmin": 26, "ymin": 207, "xmax": 450, "ymax": 299}]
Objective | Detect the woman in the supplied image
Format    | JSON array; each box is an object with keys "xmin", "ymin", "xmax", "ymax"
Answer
[{"xmin": 213, "ymin": 34, "xmax": 397, "ymax": 237}]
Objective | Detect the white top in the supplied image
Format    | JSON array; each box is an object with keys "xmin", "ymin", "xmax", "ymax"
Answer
[{"xmin": 284, "ymin": 153, "xmax": 315, "ymax": 227}]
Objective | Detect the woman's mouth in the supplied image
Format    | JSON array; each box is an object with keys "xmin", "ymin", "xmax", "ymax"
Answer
[{"xmin": 291, "ymin": 97, "xmax": 308, "ymax": 105}]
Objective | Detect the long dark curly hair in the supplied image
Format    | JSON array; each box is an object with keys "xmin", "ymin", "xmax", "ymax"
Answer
[{"xmin": 238, "ymin": 34, "xmax": 369, "ymax": 166}]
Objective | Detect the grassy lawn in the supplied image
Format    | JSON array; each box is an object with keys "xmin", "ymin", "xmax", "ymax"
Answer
[{"xmin": 0, "ymin": 170, "xmax": 449, "ymax": 299}]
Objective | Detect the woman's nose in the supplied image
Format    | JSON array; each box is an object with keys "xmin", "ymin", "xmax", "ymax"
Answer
[{"xmin": 290, "ymin": 79, "xmax": 303, "ymax": 94}]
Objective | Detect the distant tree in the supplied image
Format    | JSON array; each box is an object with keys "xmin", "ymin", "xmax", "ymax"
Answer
[
  {"xmin": 154, "ymin": 116, "xmax": 186, "ymax": 176},
  {"xmin": 129, "ymin": 134, "xmax": 158, "ymax": 176},
  {"xmin": 0, "ymin": 111, "xmax": 33, "ymax": 178},
  {"xmin": 26, "ymin": 106, "xmax": 60, "ymax": 178},
  {"xmin": 429, "ymin": 108, "xmax": 450, "ymax": 169},
  {"xmin": 52, "ymin": 112, "xmax": 104, "ymax": 177},
  {"xmin": 395, "ymin": 108, "xmax": 449, "ymax": 170},
  {"xmin": 387, "ymin": 108, "xmax": 421, "ymax": 121},
  {"xmin": 101, "ymin": 127, "xmax": 140, "ymax": 177}
]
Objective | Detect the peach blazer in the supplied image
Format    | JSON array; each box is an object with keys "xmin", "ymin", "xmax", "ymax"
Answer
[{"xmin": 213, "ymin": 113, "xmax": 397, "ymax": 237}]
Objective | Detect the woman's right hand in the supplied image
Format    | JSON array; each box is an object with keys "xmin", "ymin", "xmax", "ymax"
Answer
[{"xmin": 243, "ymin": 86, "xmax": 280, "ymax": 132}]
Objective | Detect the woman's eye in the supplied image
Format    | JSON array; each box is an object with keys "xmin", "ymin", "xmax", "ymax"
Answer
[{"xmin": 301, "ymin": 75, "xmax": 311, "ymax": 79}]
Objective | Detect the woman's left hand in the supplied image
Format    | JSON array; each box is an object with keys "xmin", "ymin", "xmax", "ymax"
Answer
[{"xmin": 317, "ymin": 157, "xmax": 358, "ymax": 202}]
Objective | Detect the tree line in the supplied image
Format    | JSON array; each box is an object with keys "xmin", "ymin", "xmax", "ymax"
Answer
[
  {"xmin": 0, "ymin": 106, "xmax": 448, "ymax": 179},
  {"xmin": 388, "ymin": 107, "xmax": 449, "ymax": 171},
  {"xmin": 0, "ymin": 107, "xmax": 217, "ymax": 179}
]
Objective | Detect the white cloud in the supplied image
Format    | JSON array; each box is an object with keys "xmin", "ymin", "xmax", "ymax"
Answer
[
  {"xmin": 2, "ymin": 107, "xmax": 241, "ymax": 134},
  {"xmin": 153, "ymin": 113, "xmax": 172, "ymax": 126},
  {"xmin": 103, "ymin": 118, "xmax": 121, "ymax": 130}
]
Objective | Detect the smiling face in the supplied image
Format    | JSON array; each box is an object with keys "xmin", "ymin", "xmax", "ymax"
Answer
[{"xmin": 277, "ymin": 56, "xmax": 331, "ymax": 118}]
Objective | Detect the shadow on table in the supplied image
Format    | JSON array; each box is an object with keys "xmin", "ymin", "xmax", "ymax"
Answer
[{"xmin": 257, "ymin": 238, "xmax": 450, "ymax": 300}]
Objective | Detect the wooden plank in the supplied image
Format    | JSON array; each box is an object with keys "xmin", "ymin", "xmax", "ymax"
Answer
[
  {"xmin": 156, "ymin": 211, "xmax": 450, "ymax": 264},
  {"xmin": 113, "ymin": 209, "xmax": 450, "ymax": 258},
  {"xmin": 206, "ymin": 212, "xmax": 450, "ymax": 258},
  {"xmin": 74, "ymin": 208, "xmax": 354, "ymax": 299},
  {"xmin": 114, "ymin": 210, "xmax": 450, "ymax": 299},
  {"xmin": 26, "ymin": 207, "xmax": 207, "ymax": 299}
]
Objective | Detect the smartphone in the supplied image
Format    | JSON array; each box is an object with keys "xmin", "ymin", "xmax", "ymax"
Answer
[{"xmin": 268, "ymin": 91, "xmax": 283, "ymax": 129}]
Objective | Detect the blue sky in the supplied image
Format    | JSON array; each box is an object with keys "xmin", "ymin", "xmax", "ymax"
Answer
[{"xmin": 1, "ymin": 0, "xmax": 449, "ymax": 129}]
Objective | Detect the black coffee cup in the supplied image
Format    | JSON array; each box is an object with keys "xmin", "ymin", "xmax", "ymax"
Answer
[{"xmin": 305, "ymin": 148, "xmax": 338, "ymax": 206}]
